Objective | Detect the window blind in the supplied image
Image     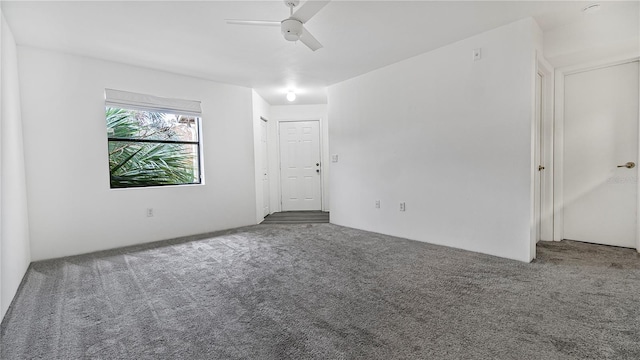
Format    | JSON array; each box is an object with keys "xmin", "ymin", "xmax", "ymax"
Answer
[{"xmin": 105, "ymin": 89, "xmax": 202, "ymax": 116}]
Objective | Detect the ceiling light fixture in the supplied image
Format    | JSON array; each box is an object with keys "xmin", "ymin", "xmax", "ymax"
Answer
[
  {"xmin": 582, "ymin": 3, "xmax": 601, "ymax": 13},
  {"xmin": 286, "ymin": 91, "xmax": 296, "ymax": 102}
]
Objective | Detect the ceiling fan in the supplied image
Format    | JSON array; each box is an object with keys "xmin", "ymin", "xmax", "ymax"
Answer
[{"xmin": 226, "ymin": 0, "xmax": 331, "ymax": 51}]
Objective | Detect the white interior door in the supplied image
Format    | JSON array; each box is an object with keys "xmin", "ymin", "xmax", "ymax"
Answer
[
  {"xmin": 534, "ymin": 72, "xmax": 543, "ymax": 242},
  {"xmin": 279, "ymin": 121, "xmax": 322, "ymax": 211},
  {"xmin": 538, "ymin": 59, "xmax": 554, "ymax": 244},
  {"xmin": 563, "ymin": 61, "xmax": 639, "ymax": 248},
  {"xmin": 261, "ymin": 120, "xmax": 270, "ymax": 216}
]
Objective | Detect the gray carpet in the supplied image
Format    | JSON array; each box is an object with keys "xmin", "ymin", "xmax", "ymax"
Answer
[
  {"xmin": 261, "ymin": 211, "xmax": 329, "ymax": 224},
  {"xmin": 1, "ymin": 224, "xmax": 639, "ymax": 359}
]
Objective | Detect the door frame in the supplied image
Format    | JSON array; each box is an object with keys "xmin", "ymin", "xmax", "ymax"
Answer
[
  {"xmin": 276, "ymin": 119, "xmax": 324, "ymax": 211},
  {"xmin": 553, "ymin": 54, "xmax": 640, "ymax": 252}
]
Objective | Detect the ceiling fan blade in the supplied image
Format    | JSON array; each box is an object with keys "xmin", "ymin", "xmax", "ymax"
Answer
[
  {"xmin": 299, "ymin": 27, "xmax": 323, "ymax": 51},
  {"xmin": 225, "ymin": 19, "xmax": 281, "ymax": 27},
  {"xmin": 291, "ymin": 0, "xmax": 331, "ymax": 23}
]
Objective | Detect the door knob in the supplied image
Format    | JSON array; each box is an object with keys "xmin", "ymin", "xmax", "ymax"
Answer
[
  {"xmin": 617, "ymin": 162, "xmax": 636, "ymax": 169},
  {"xmin": 316, "ymin": 163, "xmax": 320, "ymax": 166},
  {"xmin": 316, "ymin": 169, "xmax": 320, "ymax": 173}
]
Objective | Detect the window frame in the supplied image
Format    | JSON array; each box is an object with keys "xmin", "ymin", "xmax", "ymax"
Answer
[{"xmin": 105, "ymin": 90, "xmax": 204, "ymax": 189}]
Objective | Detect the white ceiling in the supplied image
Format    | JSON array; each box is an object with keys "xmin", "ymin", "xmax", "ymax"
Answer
[{"xmin": 2, "ymin": 1, "xmax": 637, "ymax": 105}]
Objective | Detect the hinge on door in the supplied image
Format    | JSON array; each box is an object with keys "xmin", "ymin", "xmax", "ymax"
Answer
[{"xmin": 538, "ymin": 165, "xmax": 545, "ymax": 171}]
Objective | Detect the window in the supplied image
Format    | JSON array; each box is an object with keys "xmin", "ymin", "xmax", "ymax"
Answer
[{"xmin": 105, "ymin": 89, "xmax": 202, "ymax": 188}]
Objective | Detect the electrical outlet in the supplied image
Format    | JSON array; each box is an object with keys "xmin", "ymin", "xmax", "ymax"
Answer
[
  {"xmin": 400, "ymin": 202, "xmax": 406, "ymax": 212},
  {"xmin": 375, "ymin": 200, "xmax": 380, "ymax": 209},
  {"xmin": 146, "ymin": 208, "xmax": 154, "ymax": 217}
]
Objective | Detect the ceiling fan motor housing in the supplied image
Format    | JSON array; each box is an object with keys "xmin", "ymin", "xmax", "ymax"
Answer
[{"xmin": 281, "ymin": 19, "xmax": 303, "ymax": 41}]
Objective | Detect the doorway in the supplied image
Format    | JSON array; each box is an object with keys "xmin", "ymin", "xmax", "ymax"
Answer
[
  {"xmin": 533, "ymin": 58, "xmax": 554, "ymax": 255},
  {"xmin": 560, "ymin": 60, "xmax": 639, "ymax": 248},
  {"xmin": 278, "ymin": 120, "xmax": 322, "ymax": 211},
  {"xmin": 260, "ymin": 119, "xmax": 270, "ymax": 217}
]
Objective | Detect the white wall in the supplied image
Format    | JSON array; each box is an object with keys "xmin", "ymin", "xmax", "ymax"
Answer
[
  {"xmin": 328, "ymin": 18, "xmax": 538, "ymax": 262},
  {"xmin": 544, "ymin": 3, "xmax": 639, "ymax": 68},
  {"xmin": 1, "ymin": 6, "xmax": 3, "ymax": 323},
  {"xmin": 269, "ymin": 104, "xmax": 329, "ymax": 212},
  {"xmin": 1, "ymin": 12, "xmax": 31, "ymax": 320},
  {"xmin": 18, "ymin": 46, "xmax": 257, "ymax": 261},
  {"xmin": 252, "ymin": 90, "xmax": 270, "ymax": 223}
]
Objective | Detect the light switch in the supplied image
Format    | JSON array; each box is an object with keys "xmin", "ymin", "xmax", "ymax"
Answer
[{"xmin": 331, "ymin": 154, "xmax": 339, "ymax": 163}]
